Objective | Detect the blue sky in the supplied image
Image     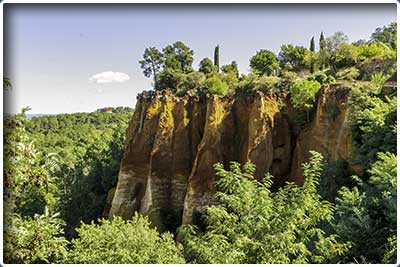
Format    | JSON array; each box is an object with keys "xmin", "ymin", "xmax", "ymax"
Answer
[{"xmin": 4, "ymin": 4, "xmax": 396, "ymax": 114}]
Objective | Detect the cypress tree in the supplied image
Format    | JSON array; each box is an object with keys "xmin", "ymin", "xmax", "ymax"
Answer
[
  {"xmin": 319, "ymin": 32, "xmax": 326, "ymax": 70},
  {"xmin": 309, "ymin": 36, "xmax": 315, "ymax": 73},
  {"xmin": 214, "ymin": 45, "xmax": 220, "ymax": 72},
  {"xmin": 310, "ymin": 36, "xmax": 315, "ymax": 52},
  {"xmin": 319, "ymin": 32, "xmax": 326, "ymax": 51}
]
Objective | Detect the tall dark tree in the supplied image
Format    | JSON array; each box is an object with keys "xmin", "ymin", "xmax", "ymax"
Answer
[
  {"xmin": 214, "ymin": 45, "xmax": 220, "ymax": 72},
  {"xmin": 319, "ymin": 32, "xmax": 326, "ymax": 51},
  {"xmin": 310, "ymin": 36, "xmax": 315, "ymax": 52},
  {"xmin": 162, "ymin": 41, "xmax": 194, "ymax": 73},
  {"xmin": 139, "ymin": 47, "xmax": 164, "ymax": 85}
]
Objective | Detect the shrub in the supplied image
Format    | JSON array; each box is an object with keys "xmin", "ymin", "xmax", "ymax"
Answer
[
  {"xmin": 177, "ymin": 71, "xmax": 206, "ymax": 96},
  {"xmin": 370, "ymin": 71, "xmax": 390, "ymax": 88},
  {"xmin": 290, "ymin": 79, "xmax": 321, "ymax": 110},
  {"xmin": 219, "ymin": 72, "xmax": 239, "ymax": 94},
  {"xmin": 253, "ymin": 75, "xmax": 281, "ymax": 93},
  {"xmin": 336, "ymin": 67, "xmax": 360, "ymax": 80},
  {"xmin": 358, "ymin": 42, "xmax": 387, "ymax": 61},
  {"xmin": 203, "ymin": 75, "xmax": 229, "ymax": 96},
  {"xmin": 311, "ymin": 71, "xmax": 328, "ymax": 84},
  {"xmin": 4, "ymin": 210, "xmax": 68, "ymax": 264},
  {"xmin": 179, "ymin": 152, "xmax": 349, "ymax": 263},
  {"xmin": 67, "ymin": 215, "xmax": 185, "ymax": 264},
  {"xmin": 279, "ymin": 70, "xmax": 299, "ymax": 92}
]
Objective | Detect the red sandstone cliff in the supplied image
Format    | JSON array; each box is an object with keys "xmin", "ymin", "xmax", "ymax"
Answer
[{"xmin": 107, "ymin": 85, "xmax": 352, "ymax": 229}]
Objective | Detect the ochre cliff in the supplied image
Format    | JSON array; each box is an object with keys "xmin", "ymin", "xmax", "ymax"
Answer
[{"xmin": 108, "ymin": 85, "xmax": 352, "ymax": 229}]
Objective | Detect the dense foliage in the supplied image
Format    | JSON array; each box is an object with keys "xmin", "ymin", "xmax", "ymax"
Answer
[
  {"xmin": 333, "ymin": 152, "xmax": 396, "ymax": 263},
  {"xmin": 180, "ymin": 152, "xmax": 349, "ymax": 263},
  {"xmin": 4, "ymin": 111, "xmax": 69, "ymax": 263},
  {"xmin": 67, "ymin": 215, "xmax": 185, "ymax": 264},
  {"xmin": 24, "ymin": 107, "xmax": 133, "ymax": 238}
]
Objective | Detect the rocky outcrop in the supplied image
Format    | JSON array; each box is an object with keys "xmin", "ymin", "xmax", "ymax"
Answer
[
  {"xmin": 289, "ymin": 85, "xmax": 352, "ymax": 183},
  {"xmin": 108, "ymin": 85, "xmax": 352, "ymax": 228}
]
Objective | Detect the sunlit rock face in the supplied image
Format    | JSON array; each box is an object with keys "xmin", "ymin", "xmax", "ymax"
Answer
[{"xmin": 108, "ymin": 86, "xmax": 351, "ymax": 229}]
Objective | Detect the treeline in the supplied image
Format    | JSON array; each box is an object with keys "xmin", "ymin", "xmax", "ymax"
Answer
[{"xmin": 139, "ymin": 22, "xmax": 396, "ymax": 99}]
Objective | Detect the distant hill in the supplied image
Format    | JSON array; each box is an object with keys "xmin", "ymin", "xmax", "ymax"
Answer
[{"xmin": 26, "ymin": 114, "xmax": 57, "ymax": 119}]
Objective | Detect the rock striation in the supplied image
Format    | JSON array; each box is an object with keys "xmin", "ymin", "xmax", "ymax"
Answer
[{"xmin": 108, "ymin": 85, "xmax": 352, "ymax": 229}]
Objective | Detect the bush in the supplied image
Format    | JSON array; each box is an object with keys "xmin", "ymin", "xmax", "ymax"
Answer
[
  {"xmin": 203, "ymin": 75, "xmax": 229, "ymax": 96},
  {"xmin": 177, "ymin": 71, "xmax": 206, "ymax": 96},
  {"xmin": 311, "ymin": 71, "xmax": 328, "ymax": 84},
  {"xmin": 279, "ymin": 70, "xmax": 299, "ymax": 92},
  {"xmin": 219, "ymin": 72, "xmax": 239, "ymax": 93},
  {"xmin": 4, "ymin": 211, "xmax": 68, "ymax": 264},
  {"xmin": 67, "ymin": 215, "xmax": 185, "ymax": 264},
  {"xmin": 336, "ymin": 67, "xmax": 360, "ymax": 80},
  {"xmin": 179, "ymin": 152, "xmax": 349, "ymax": 263},
  {"xmin": 333, "ymin": 152, "xmax": 397, "ymax": 263},
  {"xmin": 370, "ymin": 72, "xmax": 390, "ymax": 88},
  {"xmin": 289, "ymin": 79, "xmax": 321, "ymax": 110},
  {"xmin": 358, "ymin": 42, "xmax": 387, "ymax": 61},
  {"xmin": 311, "ymin": 70, "xmax": 337, "ymax": 85},
  {"xmin": 253, "ymin": 75, "xmax": 281, "ymax": 93}
]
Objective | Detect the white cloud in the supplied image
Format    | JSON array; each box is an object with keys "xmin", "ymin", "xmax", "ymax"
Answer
[{"xmin": 89, "ymin": 71, "xmax": 130, "ymax": 84}]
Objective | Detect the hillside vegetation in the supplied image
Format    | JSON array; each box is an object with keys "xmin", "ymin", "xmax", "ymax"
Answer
[{"xmin": 3, "ymin": 22, "xmax": 397, "ymax": 264}]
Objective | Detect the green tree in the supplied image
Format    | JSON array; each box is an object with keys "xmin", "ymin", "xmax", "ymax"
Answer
[
  {"xmin": 305, "ymin": 51, "xmax": 319, "ymax": 74},
  {"xmin": 214, "ymin": 44, "xmax": 220, "ymax": 72},
  {"xmin": 289, "ymin": 79, "xmax": 321, "ymax": 122},
  {"xmin": 333, "ymin": 152, "xmax": 397, "ymax": 263},
  {"xmin": 319, "ymin": 31, "xmax": 326, "ymax": 51},
  {"xmin": 278, "ymin": 44, "xmax": 308, "ymax": 71},
  {"xmin": 348, "ymin": 83, "xmax": 396, "ymax": 170},
  {"xmin": 310, "ymin": 36, "xmax": 315, "ymax": 52},
  {"xmin": 24, "ymin": 108, "xmax": 133, "ymax": 239},
  {"xmin": 139, "ymin": 47, "xmax": 164, "ymax": 85},
  {"xmin": 179, "ymin": 152, "xmax": 349, "ymax": 263},
  {"xmin": 163, "ymin": 41, "xmax": 194, "ymax": 73},
  {"xmin": 4, "ymin": 111, "xmax": 69, "ymax": 264},
  {"xmin": 199, "ymin": 57, "xmax": 215, "ymax": 75},
  {"xmin": 250, "ymin": 49, "xmax": 278, "ymax": 76},
  {"xmin": 221, "ymin": 61, "xmax": 239, "ymax": 78},
  {"xmin": 203, "ymin": 75, "xmax": 229, "ymax": 96},
  {"xmin": 318, "ymin": 32, "xmax": 351, "ymax": 71},
  {"xmin": 68, "ymin": 215, "xmax": 185, "ymax": 264},
  {"xmin": 371, "ymin": 22, "xmax": 397, "ymax": 49},
  {"xmin": 4, "ymin": 209, "xmax": 69, "ymax": 263},
  {"xmin": 155, "ymin": 68, "xmax": 185, "ymax": 92}
]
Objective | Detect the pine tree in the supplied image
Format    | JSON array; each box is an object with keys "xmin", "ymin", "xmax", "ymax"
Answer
[
  {"xmin": 214, "ymin": 45, "xmax": 220, "ymax": 72},
  {"xmin": 310, "ymin": 36, "xmax": 315, "ymax": 52}
]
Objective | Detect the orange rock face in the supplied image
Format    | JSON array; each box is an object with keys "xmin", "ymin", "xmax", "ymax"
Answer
[{"xmin": 108, "ymin": 86, "xmax": 352, "ymax": 228}]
